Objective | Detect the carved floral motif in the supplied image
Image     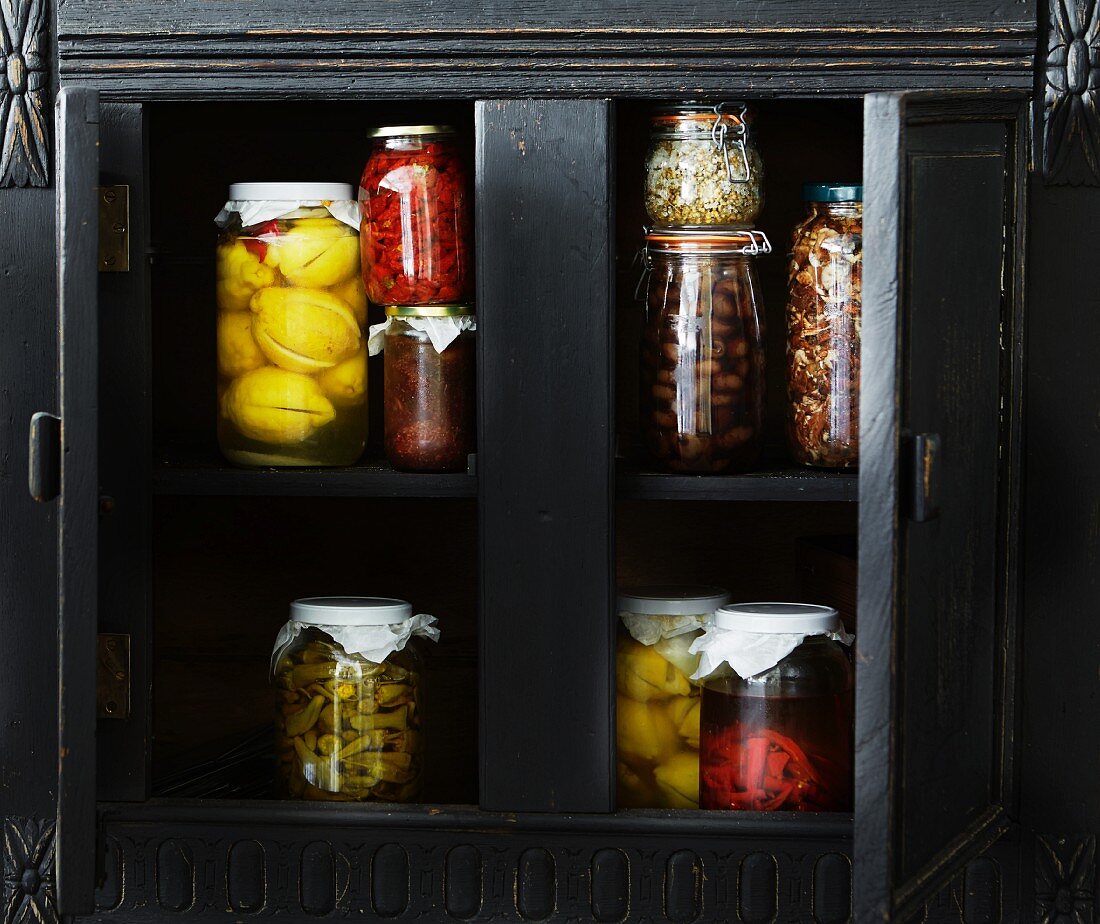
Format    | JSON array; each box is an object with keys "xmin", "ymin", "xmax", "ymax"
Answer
[
  {"xmin": 1035, "ymin": 835, "xmax": 1095, "ymax": 924},
  {"xmin": 2, "ymin": 818, "xmax": 55, "ymax": 924},
  {"xmin": 1045, "ymin": 0, "xmax": 1100, "ymax": 185}
]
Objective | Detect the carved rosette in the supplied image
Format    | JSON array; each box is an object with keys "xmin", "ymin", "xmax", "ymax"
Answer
[
  {"xmin": 1035, "ymin": 835, "xmax": 1095, "ymax": 923},
  {"xmin": 0, "ymin": 0, "xmax": 48, "ymax": 188},
  {"xmin": 2, "ymin": 818, "xmax": 56, "ymax": 924},
  {"xmin": 1045, "ymin": 0, "xmax": 1100, "ymax": 185}
]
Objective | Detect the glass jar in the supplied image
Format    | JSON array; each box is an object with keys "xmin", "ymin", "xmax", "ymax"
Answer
[
  {"xmin": 359, "ymin": 125, "xmax": 472, "ymax": 306},
  {"xmin": 616, "ymin": 585, "xmax": 730, "ymax": 809},
  {"xmin": 645, "ymin": 103, "xmax": 764, "ymax": 227},
  {"xmin": 215, "ymin": 183, "xmax": 368, "ymax": 467},
  {"xmin": 640, "ymin": 229, "xmax": 769, "ymax": 473},
  {"xmin": 698, "ymin": 603, "xmax": 854, "ymax": 812},
  {"xmin": 272, "ymin": 597, "xmax": 436, "ymax": 803},
  {"xmin": 383, "ymin": 305, "xmax": 475, "ymax": 473},
  {"xmin": 786, "ymin": 184, "xmax": 863, "ymax": 468}
]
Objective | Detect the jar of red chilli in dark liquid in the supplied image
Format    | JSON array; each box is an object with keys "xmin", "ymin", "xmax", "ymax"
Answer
[
  {"xmin": 696, "ymin": 603, "xmax": 853, "ymax": 812},
  {"xmin": 383, "ymin": 304, "xmax": 475, "ymax": 472},
  {"xmin": 360, "ymin": 126, "xmax": 472, "ymax": 306}
]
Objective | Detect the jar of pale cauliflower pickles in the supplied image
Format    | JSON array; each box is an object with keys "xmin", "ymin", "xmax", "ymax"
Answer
[
  {"xmin": 644, "ymin": 103, "xmax": 764, "ymax": 227},
  {"xmin": 214, "ymin": 183, "xmax": 369, "ymax": 467}
]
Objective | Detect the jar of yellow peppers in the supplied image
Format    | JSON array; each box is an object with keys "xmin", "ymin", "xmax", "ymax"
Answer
[
  {"xmin": 214, "ymin": 184, "xmax": 369, "ymax": 466},
  {"xmin": 617, "ymin": 585, "xmax": 730, "ymax": 809},
  {"xmin": 272, "ymin": 597, "xmax": 440, "ymax": 802}
]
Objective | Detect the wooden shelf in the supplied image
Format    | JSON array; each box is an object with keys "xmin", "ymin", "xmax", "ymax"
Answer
[
  {"xmin": 153, "ymin": 455, "xmax": 477, "ymax": 498},
  {"xmin": 617, "ymin": 463, "xmax": 858, "ymax": 502}
]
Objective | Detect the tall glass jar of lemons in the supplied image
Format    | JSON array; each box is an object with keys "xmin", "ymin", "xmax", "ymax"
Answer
[{"xmin": 214, "ymin": 183, "xmax": 369, "ymax": 466}]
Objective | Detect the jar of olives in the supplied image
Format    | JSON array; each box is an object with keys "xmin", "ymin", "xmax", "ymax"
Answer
[
  {"xmin": 271, "ymin": 597, "xmax": 439, "ymax": 802},
  {"xmin": 214, "ymin": 184, "xmax": 369, "ymax": 467},
  {"xmin": 616, "ymin": 585, "xmax": 730, "ymax": 809}
]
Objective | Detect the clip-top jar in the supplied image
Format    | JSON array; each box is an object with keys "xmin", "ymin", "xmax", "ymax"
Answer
[
  {"xmin": 697, "ymin": 603, "xmax": 853, "ymax": 812},
  {"xmin": 383, "ymin": 304, "xmax": 475, "ymax": 473},
  {"xmin": 215, "ymin": 183, "xmax": 368, "ymax": 467},
  {"xmin": 616, "ymin": 585, "xmax": 730, "ymax": 808},
  {"xmin": 359, "ymin": 125, "xmax": 472, "ymax": 306},
  {"xmin": 640, "ymin": 229, "xmax": 768, "ymax": 473},
  {"xmin": 645, "ymin": 103, "xmax": 764, "ymax": 227},
  {"xmin": 272, "ymin": 597, "xmax": 438, "ymax": 802},
  {"xmin": 786, "ymin": 184, "xmax": 863, "ymax": 468}
]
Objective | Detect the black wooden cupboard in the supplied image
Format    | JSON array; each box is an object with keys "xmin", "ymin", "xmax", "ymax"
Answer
[{"xmin": 1, "ymin": 1, "xmax": 1097, "ymax": 921}]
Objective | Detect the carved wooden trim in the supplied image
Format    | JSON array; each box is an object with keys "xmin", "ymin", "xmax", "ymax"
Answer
[
  {"xmin": 1044, "ymin": 0, "xmax": 1100, "ymax": 185},
  {"xmin": 2, "ymin": 818, "xmax": 56, "ymax": 924},
  {"xmin": 1035, "ymin": 835, "xmax": 1096, "ymax": 923},
  {"xmin": 0, "ymin": 0, "xmax": 48, "ymax": 188}
]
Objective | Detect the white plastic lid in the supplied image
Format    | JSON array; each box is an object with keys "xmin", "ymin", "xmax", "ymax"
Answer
[
  {"xmin": 228, "ymin": 182, "xmax": 355, "ymax": 201},
  {"xmin": 713, "ymin": 602, "xmax": 840, "ymax": 634},
  {"xmin": 618, "ymin": 585, "xmax": 731, "ymax": 616},
  {"xmin": 290, "ymin": 597, "xmax": 413, "ymax": 626}
]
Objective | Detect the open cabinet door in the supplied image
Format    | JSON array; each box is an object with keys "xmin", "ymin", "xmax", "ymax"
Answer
[
  {"xmin": 855, "ymin": 93, "xmax": 1025, "ymax": 920},
  {"xmin": 55, "ymin": 85, "xmax": 100, "ymax": 915}
]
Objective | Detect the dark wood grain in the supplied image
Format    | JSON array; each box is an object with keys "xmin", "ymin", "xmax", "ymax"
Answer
[
  {"xmin": 476, "ymin": 100, "xmax": 614, "ymax": 812},
  {"xmin": 55, "ymin": 85, "xmax": 100, "ymax": 915},
  {"xmin": 0, "ymin": 0, "xmax": 49, "ymax": 186},
  {"xmin": 855, "ymin": 93, "xmax": 1025, "ymax": 921},
  {"xmin": 97, "ymin": 103, "xmax": 152, "ymax": 803},
  {"xmin": 617, "ymin": 468, "xmax": 858, "ymax": 502}
]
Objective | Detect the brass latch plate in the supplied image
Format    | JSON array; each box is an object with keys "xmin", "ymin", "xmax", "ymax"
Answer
[
  {"xmin": 97, "ymin": 633, "xmax": 130, "ymax": 719},
  {"xmin": 97, "ymin": 185, "xmax": 129, "ymax": 272}
]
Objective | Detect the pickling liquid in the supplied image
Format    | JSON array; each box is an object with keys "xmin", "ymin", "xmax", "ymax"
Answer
[{"xmin": 699, "ymin": 687, "xmax": 853, "ymax": 811}]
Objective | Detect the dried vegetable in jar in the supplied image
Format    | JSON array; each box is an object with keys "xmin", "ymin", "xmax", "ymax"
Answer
[
  {"xmin": 359, "ymin": 125, "xmax": 472, "ymax": 306},
  {"xmin": 272, "ymin": 597, "xmax": 439, "ymax": 802},
  {"xmin": 786, "ymin": 184, "xmax": 863, "ymax": 468},
  {"xmin": 639, "ymin": 229, "xmax": 769, "ymax": 473},
  {"xmin": 616, "ymin": 586, "xmax": 730, "ymax": 809},
  {"xmin": 645, "ymin": 103, "xmax": 764, "ymax": 227},
  {"xmin": 368, "ymin": 305, "xmax": 476, "ymax": 472},
  {"xmin": 214, "ymin": 183, "xmax": 369, "ymax": 467},
  {"xmin": 692, "ymin": 603, "xmax": 854, "ymax": 812}
]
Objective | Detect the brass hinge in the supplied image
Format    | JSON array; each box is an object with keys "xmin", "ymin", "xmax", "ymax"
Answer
[
  {"xmin": 97, "ymin": 633, "xmax": 130, "ymax": 719},
  {"xmin": 97, "ymin": 185, "xmax": 129, "ymax": 272}
]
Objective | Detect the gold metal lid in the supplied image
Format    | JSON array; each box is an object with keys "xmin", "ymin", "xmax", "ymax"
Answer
[
  {"xmin": 369, "ymin": 125, "xmax": 456, "ymax": 138},
  {"xmin": 384, "ymin": 304, "xmax": 473, "ymax": 317}
]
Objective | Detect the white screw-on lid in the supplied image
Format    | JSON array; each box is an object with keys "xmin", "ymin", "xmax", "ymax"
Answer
[
  {"xmin": 713, "ymin": 602, "xmax": 840, "ymax": 634},
  {"xmin": 617, "ymin": 585, "xmax": 731, "ymax": 616},
  {"xmin": 291, "ymin": 597, "xmax": 412, "ymax": 626},
  {"xmin": 228, "ymin": 182, "xmax": 355, "ymax": 201}
]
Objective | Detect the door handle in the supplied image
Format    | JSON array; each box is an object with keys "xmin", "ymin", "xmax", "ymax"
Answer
[
  {"xmin": 908, "ymin": 432, "xmax": 940, "ymax": 522},
  {"xmin": 28, "ymin": 412, "xmax": 60, "ymax": 502}
]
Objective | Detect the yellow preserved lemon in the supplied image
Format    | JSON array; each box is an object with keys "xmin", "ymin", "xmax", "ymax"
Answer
[
  {"xmin": 328, "ymin": 273, "xmax": 369, "ymax": 326},
  {"xmin": 216, "ymin": 241, "xmax": 277, "ymax": 312},
  {"xmin": 654, "ymin": 752, "xmax": 699, "ymax": 808},
  {"xmin": 316, "ymin": 345, "xmax": 367, "ymax": 407},
  {"xmin": 617, "ymin": 695, "xmax": 679, "ymax": 766},
  {"xmin": 268, "ymin": 220, "xmax": 360, "ymax": 288},
  {"xmin": 668, "ymin": 697, "xmax": 700, "ymax": 748},
  {"xmin": 222, "ymin": 367, "xmax": 336, "ymax": 444},
  {"xmin": 616, "ymin": 637, "xmax": 691, "ymax": 702},
  {"xmin": 617, "ymin": 760, "xmax": 659, "ymax": 808},
  {"xmin": 250, "ymin": 287, "xmax": 361, "ymax": 374},
  {"xmin": 217, "ymin": 310, "xmax": 266, "ymax": 378}
]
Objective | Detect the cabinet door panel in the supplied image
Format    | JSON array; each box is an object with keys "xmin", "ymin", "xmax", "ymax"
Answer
[
  {"xmin": 56, "ymin": 85, "xmax": 101, "ymax": 915},
  {"xmin": 856, "ymin": 93, "xmax": 1024, "ymax": 920}
]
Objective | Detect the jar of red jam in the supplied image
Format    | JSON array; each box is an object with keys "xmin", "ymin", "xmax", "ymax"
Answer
[
  {"xmin": 696, "ymin": 603, "xmax": 853, "ymax": 812},
  {"xmin": 383, "ymin": 304, "xmax": 475, "ymax": 472},
  {"xmin": 359, "ymin": 126, "xmax": 472, "ymax": 306}
]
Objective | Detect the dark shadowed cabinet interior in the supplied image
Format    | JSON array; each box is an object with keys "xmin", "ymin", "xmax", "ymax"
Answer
[{"xmin": 2, "ymin": 0, "xmax": 1098, "ymax": 921}]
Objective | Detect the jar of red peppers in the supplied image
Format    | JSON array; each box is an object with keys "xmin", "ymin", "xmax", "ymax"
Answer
[
  {"xmin": 693, "ymin": 603, "xmax": 854, "ymax": 812},
  {"xmin": 381, "ymin": 305, "xmax": 475, "ymax": 472},
  {"xmin": 640, "ymin": 228, "xmax": 769, "ymax": 473},
  {"xmin": 786, "ymin": 184, "xmax": 863, "ymax": 468},
  {"xmin": 359, "ymin": 126, "xmax": 472, "ymax": 306}
]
